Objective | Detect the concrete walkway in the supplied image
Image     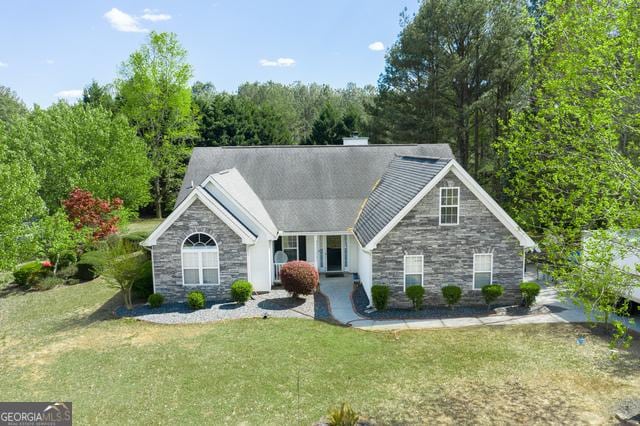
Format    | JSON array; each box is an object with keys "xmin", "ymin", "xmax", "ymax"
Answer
[{"xmin": 318, "ymin": 273, "xmax": 640, "ymax": 332}]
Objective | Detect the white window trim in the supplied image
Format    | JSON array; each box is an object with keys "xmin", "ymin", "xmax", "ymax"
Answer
[
  {"xmin": 473, "ymin": 253, "xmax": 493, "ymax": 290},
  {"xmin": 403, "ymin": 254, "xmax": 424, "ymax": 290},
  {"xmin": 282, "ymin": 235, "xmax": 299, "ymax": 261},
  {"xmin": 181, "ymin": 234, "xmax": 221, "ymax": 287},
  {"xmin": 439, "ymin": 186, "xmax": 460, "ymax": 226}
]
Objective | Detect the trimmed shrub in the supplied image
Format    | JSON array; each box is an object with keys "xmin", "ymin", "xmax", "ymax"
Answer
[
  {"xmin": 280, "ymin": 261, "xmax": 319, "ymax": 298},
  {"xmin": 187, "ymin": 290, "xmax": 206, "ymax": 310},
  {"xmin": 13, "ymin": 261, "xmax": 44, "ymax": 287},
  {"xmin": 481, "ymin": 284, "xmax": 504, "ymax": 308},
  {"xmin": 57, "ymin": 264, "xmax": 79, "ymax": 280},
  {"xmin": 520, "ymin": 282, "xmax": 541, "ymax": 307},
  {"xmin": 405, "ymin": 285, "xmax": 425, "ymax": 310},
  {"xmin": 441, "ymin": 285, "xmax": 462, "ymax": 309},
  {"xmin": 231, "ymin": 279, "xmax": 253, "ymax": 304},
  {"xmin": 148, "ymin": 293, "xmax": 165, "ymax": 308},
  {"xmin": 34, "ymin": 276, "xmax": 65, "ymax": 291},
  {"xmin": 371, "ymin": 284, "xmax": 390, "ymax": 311},
  {"xmin": 132, "ymin": 260, "xmax": 153, "ymax": 299},
  {"xmin": 76, "ymin": 251, "xmax": 106, "ymax": 281}
]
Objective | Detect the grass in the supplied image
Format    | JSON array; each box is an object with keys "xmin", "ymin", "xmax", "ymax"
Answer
[
  {"xmin": 122, "ymin": 217, "xmax": 163, "ymax": 235},
  {"xmin": 1, "ymin": 277, "xmax": 639, "ymax": 425}
]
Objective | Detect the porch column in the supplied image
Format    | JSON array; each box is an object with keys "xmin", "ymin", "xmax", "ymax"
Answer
[{"xmin": 313, "ymin": 235, "xmax": 319, "ymax": 270}]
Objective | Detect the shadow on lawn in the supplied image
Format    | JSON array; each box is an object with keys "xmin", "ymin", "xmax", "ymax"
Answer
[{"xmin": 48, "ymin": 291, "xmax": 124, "ymax": 334}]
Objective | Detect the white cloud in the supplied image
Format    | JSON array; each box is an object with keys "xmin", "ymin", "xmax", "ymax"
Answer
[
  {"xmin": 104, "ymin": 8, "xmax": 148, "ymax": 33},
  {"xmin": 55, "ymin": 89, "xmax": 83, "ymax": 99},
  {"xmin": 0, "ymin": 61, "xmax": 8, "ymax": 68},
  {"xmin": 45, "ymin": 59, "xmax": 55, "ymax": 65},
  {"xmin": 141, "ymin": 12, "xmax": 171, "ymax": 22},
  {"xmin": 259, "ymin": 58, "xmax": 296, "ymax": 67},
  {"xmin": 368, "ymin": 41, "xmax": 385, "ymax": 51}
]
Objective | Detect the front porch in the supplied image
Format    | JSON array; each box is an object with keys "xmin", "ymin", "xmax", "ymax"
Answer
[{"xmin": 272, "ymin": 233, "xmax": 358, "ymax": 282}]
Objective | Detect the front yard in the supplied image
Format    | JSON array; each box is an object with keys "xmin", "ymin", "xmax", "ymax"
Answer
[{"xmin": 1, "ymin": 275, "xmax": 639, "ymax": 425}]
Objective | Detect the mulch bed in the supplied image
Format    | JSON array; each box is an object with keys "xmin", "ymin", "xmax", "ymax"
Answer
[{"xmin": 351, "ymin": 283, "xmax": 563, "ymax": 320}]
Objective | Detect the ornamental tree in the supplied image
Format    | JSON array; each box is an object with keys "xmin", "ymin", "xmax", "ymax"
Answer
[{"xmin": 63, "ymin": 188, "xmax": 124, "ymax": 240}]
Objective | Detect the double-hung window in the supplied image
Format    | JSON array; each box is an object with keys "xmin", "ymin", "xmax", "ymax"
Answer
[
  {"xmin": 282, "ymin": 236, "xmax": 299, "ymax": 262},
  {"xmin": 439, "ymin": 187, "xmax": 460, "ymax": 225},
  {"xmin": 404, "ymin": 255, "xmax": 424, "ymax": 289},
  {"xmin": 473, "ymin": 253, "xmax": 493, "ymax": 289},
  {"xmin": 182, "ymin": 233, "xmax": 219, "ymax": 285}
]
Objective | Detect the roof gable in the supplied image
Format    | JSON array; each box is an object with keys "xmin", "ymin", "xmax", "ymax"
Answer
[
  {"xmin": 358, "ymin": 159, "xmax": 536, "ymax": 250},
  {"xmin": 142, "ymin": 186, "xmax": 257, "ymax": 247},
  {"xmin": 202, "ymin": 168, "xmax": 278, "ymax": 239}
]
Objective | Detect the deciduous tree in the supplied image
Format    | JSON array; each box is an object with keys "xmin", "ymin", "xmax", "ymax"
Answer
[{"xmin": 117, "ymin": 31, "xmax": 197, "ymax": 217}]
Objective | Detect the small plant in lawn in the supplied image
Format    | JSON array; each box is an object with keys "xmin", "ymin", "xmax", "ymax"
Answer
[
  {"xmin": 187, "ymin": 290, "xmax": 206, "ymax": 310},
  {"xmin": 405, "ymin": 285, "xmax": 425, "ymax": 310},
  {"xmin": 371, "ymin": 284, "xmax": 390, "ymax": 311},
  {"xmin": 13, "ymin": 261, "xmax": 45, "ymax": 287},
  {"xmin": 482, "ymin": 284, "xmax": 504, "ymax": 310},
  {"xmin": 520, "ymin": 282, "xmax": 541, "ymax": 307},
  {"xmin": 441, "ymin": 285, "xmax": 462, "ymax": 309},
  {"xmin": 231, "ymin": 279, "xmax": 253, "ymax": 304},
  {"xmin": 147, "ymin": 293, "xmax": 165, "ymax": 308},
  {"xmin": 280, "ymin": 261, "xmax": 319, "ymax": 298},
  {"xmin": 99, "ymin": 240, "xmax": 148, "ymax": 309},
  {"xmin": 326, "ymin": 402, "xmax": 359, "ymax": 426}
]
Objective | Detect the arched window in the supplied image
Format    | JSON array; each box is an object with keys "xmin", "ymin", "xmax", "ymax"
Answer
[{"xmin": 182, "ymin": 233, "xmax": 219, "ymax": 285}]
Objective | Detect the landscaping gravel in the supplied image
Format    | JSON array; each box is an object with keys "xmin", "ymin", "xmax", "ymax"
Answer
[
  {"xmin": 352, "ymin": 283, "xmax": 560, "ymax": 320},
  {"xmin": 116, "ymin": 288, "xmax": 333, "ymax": 324}
]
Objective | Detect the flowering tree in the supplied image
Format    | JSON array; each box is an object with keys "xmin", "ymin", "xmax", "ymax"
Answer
[{"xmin": 62, "ymin": 188, "xmax": 124, "ymax": 240}]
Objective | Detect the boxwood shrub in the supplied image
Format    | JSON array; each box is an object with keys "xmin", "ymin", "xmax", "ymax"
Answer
[
  {"xmin": 148, "ymin": 293, "xmax": 165, "ymax": 308},
  {"xmin": 76, "ymin": 251, "xmax": 106, "ymax": 281},
  {"xmin": 230, "ymin": 279, "xmax": 253, "ymax": 304},
  {"xmin": 441, "ymin": 285, "xmax": 462, "ymax": 309},
  {"xmin": 187, "ymin": 290, "xmax": 206, "ymax": 310},
  {"xmin": 520, "ymin": 282, "xmax": 541, "ymax": 307},
  {"xmin": 132, "ymin": 260, "xmax": 153, "ymax": 299},
  {"xmin": 405, "ymin": 285, "xmax": 425, "ymax": 310},
  {"xmin": 13, "ymin": 261, "xmax": 45, "ymax": 287},
  {"xmin": 481, "ymin": 284, "xmax": 504, "ymax": 308},
  {"xmin": 371, "ymin": 284, "xmax": 390, "ymax": 311}
]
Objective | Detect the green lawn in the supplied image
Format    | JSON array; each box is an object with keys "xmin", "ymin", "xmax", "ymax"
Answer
[
  {"xmin": 122, "ymin": 217, "xmax": 163, "ymax": 235},
  {"xmin": 0, "ymin": 277, "xmax": 638, "ymax": 425}
]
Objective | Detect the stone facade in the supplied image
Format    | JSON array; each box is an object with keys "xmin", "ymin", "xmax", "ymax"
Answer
[
  {"xmin": 372, "ymin": 172, "xmax": 523, "ymax": 308},
  {"xmin": 152, "ymin": 199, "xmax": 248, "ymax": 302}
]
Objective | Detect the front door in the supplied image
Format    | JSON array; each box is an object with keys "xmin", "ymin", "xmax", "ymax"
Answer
[{"xmin": 326, "ymin": 235, "xmax": 342, "ymax": 271}]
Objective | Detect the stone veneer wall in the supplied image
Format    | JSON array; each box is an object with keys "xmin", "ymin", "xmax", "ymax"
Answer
[
  {"xmin": 152, "ymin": 199, "xmax": 248, "ymax": 302},
  {"xmin": 372, "ymin": 172, "xmax": 524, "ymax": 308}
]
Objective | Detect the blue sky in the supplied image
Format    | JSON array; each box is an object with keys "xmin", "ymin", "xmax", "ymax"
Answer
[{"xmin": 0, "ymin": 1, "xmax": 419, "ymax": 107}]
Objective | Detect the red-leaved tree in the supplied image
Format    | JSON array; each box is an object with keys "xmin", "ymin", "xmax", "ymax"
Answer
[{"xmin": 62, "ymin": 188, "xmax": 123, "ymax": 240}]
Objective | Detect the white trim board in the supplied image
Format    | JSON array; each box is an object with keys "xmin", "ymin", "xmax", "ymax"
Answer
[
  {"xmin": 142, "ymin": 186, "xmax": 257, "ymax": 247},
  {"xmin": 364, "ymin": 159, "xmax": 536, "ymax": 250}
]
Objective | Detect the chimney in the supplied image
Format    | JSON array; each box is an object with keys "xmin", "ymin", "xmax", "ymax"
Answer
[{"xmin": 342, "ymin": 133, "xmax": 369, "ymax": 146}]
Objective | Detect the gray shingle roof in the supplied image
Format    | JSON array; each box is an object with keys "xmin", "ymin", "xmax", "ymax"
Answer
[
  {"xmin": 177, "ymin": 144, "xmax": 454, "ymax": 233},
  {"xmin": 353, "ymin": 155, "xmax": 451, "ymax": 246}
]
